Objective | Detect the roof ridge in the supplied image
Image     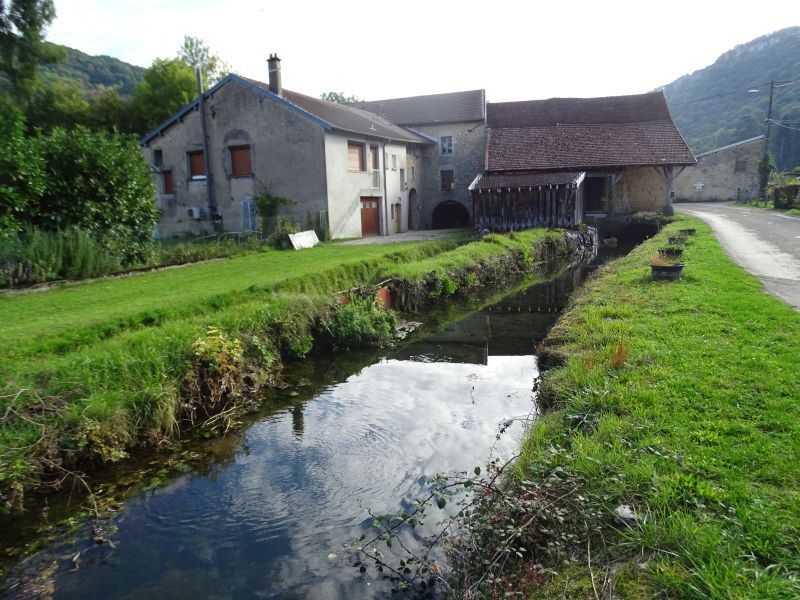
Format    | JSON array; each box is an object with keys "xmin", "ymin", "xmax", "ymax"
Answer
[{"xmin": 358, "ymin": 89, "xmax": 485, "ymax": 104}]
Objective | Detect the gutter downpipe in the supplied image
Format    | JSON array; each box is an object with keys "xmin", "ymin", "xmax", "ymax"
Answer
[
  {"xmin": 382, "ymin": 139, "xmax": 390, "ymax": 236},
  {"xmin": 196, "ymin": 68, "xmax": 216, "ymax": 227}
]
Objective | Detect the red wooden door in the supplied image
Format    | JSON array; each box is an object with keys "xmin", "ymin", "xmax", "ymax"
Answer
[{"xmin": 360, "ymin": 197, "xmax": 380, "ymax": 237}]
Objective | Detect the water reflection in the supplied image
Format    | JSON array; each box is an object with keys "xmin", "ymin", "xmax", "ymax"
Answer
[{"xmin": 41, "ymin": 256, "xmax": 623, "ymax": 598}]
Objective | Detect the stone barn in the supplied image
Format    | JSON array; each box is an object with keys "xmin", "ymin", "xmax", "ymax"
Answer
[
  {"xmin": 471, "ymin": 92, "xmax": 696, "ymax": 231},
  {"xmin": 673, "ymin": 136, "xmax": 764, "ymax": 202}
]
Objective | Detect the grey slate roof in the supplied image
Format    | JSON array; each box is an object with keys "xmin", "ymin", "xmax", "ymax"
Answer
[
  {"xmin": 485, "ymin": 91, "xmax": 695, "ymax": 171},
  {"xmin": 695, "ymin": 135, "xmax": 764, "ymax": 158},
  {"xmin": 141, "ymin": 74, "xmax": 430, "ymax": 146},
  {"xmin": 352, "ymin": 90, "xmax": 486, "ymax": 126}
]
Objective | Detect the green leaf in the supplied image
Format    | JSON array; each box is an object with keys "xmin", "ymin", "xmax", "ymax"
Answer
[{"xmin": 436, "ymin": 498, "xmax": 447, "ymax": 509}]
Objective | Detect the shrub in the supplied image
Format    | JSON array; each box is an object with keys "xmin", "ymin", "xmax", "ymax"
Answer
[
  {"xmin": 0, "ymin": 105, "xmax": 45, "ymax": 235},
  {"xmin": 36, "ymin": 126, "xmax": 158, "ymax": 264},
  {"xmin": 327, "ymin": 297, "xmax": 396, "ymax": 348}
]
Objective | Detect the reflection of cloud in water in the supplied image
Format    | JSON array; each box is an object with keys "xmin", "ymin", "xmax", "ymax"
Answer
[{"xmin": 55, "ymin": 355, "xmax": 538, "ymax": 599}]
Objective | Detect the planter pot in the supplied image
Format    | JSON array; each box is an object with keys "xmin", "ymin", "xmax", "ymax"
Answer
[
  {"xmin": 668, "ymin": 236, "xmax": 686, "ymax": 245},
  {"xmin": 658, "ymin": 248, "xmax": 684, "ymax": 258},
  {"xmin": 651, "ymin": 263, "xmax": 684, "ymax": 280},
  {"xmin": 679, "ymin": 228, "xmax": 696, "ymax": 236}
]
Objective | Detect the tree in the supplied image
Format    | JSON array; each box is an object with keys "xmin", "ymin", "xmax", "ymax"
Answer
[
  {"xmin": 320, "ymin": 91, "xmax": 361, "ymax": 104},
  {"xmin": 129, "ymin": 57, "xmax": 196, "ymax": 133},
  {"xmin": 0, "ymin": 0, "xmax": 61, "ymax": 102},
  {"xmin": 26, "ymin": 80, "xmax": 89, "ymax": 131},
  {"xmin": 178, "ymin": 35, "xmax": 230, "ymax": 88},
  {"xmin": 36, "ymin": 126, "xmax": 157, "ymax": 262},
  {"xmin": 0, "ymin": 101, "xmax": 44, "ymax": 234}
]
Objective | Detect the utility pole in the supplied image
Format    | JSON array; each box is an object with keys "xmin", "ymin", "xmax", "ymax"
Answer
[
  {"xmin": 759, "ymin": 81, "xmax": 776, "ymax": 201},
  {"xmin": 196, "ymin": 68, "xmax": 216, "ymax": 227}
]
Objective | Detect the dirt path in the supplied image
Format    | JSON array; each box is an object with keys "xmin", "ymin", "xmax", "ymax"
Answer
[{"xmin": 677, "ymin": 202, "xmax": 800, "ymax": 310}]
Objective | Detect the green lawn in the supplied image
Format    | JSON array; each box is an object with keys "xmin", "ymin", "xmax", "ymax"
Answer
[
  {"xmin": 0, "ymin": 239, "xmax": 462, "ymax": 365},
  {"xmin": 508, "ymin": 218, "xmax": 800, "ymax": 597}
]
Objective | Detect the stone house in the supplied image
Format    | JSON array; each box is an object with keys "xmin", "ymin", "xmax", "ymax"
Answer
[
  {"xmin": 673, "ymin": 136, "xmax": 764, "ymax": 202},
  {"xmin": 470, "ymin": 92, "xmax": 696, "ymax": 231},
  {"xmin": 353, "ymin": 90, "xmax": 486, "ymax": 229},
  {"xmin": 140, "ymin": 56, "xmax": 431, "ymax": 240}
]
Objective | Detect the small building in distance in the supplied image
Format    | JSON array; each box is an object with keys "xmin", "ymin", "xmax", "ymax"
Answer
[
  {"xmin": 353, "ymin": 90, "xmax": 486, "ymax": 230},
  {"xmin": 673, "ymin": 136, "xmax": 765, "ymax": 202}
]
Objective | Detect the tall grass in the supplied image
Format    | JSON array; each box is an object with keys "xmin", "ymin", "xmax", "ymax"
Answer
[{"xmin": 0, "ymin": 228, "xmax": 121, "ymax": 287}]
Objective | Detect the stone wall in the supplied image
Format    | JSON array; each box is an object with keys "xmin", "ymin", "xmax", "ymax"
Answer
[
  {"xmin": 673, "ymin": 138, "xmax": 764, "ymax": 201},
  {"xmin": 616, "ymin": 167, "xmax": 667, "ymax": 212},
  {"xmin": 412, "ymin": 122, "xmax": 486, "ymax": 229}
]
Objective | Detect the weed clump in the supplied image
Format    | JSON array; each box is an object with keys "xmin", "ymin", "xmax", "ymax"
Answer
[{"xmin": 326, "ymin": 297, "xmax": 396, "ymax": 349}]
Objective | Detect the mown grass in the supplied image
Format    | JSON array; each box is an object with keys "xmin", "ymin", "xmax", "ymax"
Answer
[
  {"xmin": 514, "ymin": 217, "xmax": 800, "ymax": 597},
  {"xmin": 0, "ymin": 240, "xmax": 464, "ymax": 368}
]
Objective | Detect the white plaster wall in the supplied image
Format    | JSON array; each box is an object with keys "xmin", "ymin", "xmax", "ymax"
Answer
[{"xmin": 324, "ymin": 135, "xmax": 410, "ymax": 238}]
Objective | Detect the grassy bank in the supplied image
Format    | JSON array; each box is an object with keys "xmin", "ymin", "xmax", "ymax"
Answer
[
  {"xmin": 453, "ymin": 218, "xmax": 800, "ymax": 597},
  {"xmin": 386, "ymin": 229, "xmax": 581, "ymax": 311},
  {"xmin": 1, "ymin": 229, "xmax": 579, "ymax": 514}
]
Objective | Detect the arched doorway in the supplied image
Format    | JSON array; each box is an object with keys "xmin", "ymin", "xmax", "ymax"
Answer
[
  {"xmin": 408, "ymin": 188, "xmax": 417, "ymax": 230},
  {"xmin": 432, "ymin": 201, "xmax": 470, "ymax": 229}
]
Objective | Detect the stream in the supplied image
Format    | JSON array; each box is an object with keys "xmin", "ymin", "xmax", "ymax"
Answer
[{"xmin": 2, "ymin": 238, "xmax": 642, "ymax": 599}]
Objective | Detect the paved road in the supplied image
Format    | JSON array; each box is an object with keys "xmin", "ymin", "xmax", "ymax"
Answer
[{"xmin": 677, "ymin": 202, "xmax": 800, "ymax": 310}]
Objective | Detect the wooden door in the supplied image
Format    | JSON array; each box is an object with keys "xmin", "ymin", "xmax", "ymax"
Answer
[{"xmin": 360, "ymin": 196, "xmax": 380, "ymax": 237}]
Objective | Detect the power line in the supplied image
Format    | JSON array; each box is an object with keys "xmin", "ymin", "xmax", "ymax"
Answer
[
  {"xmin": 668, "ymin": 77, "xmax": 800, "ymax": 107},
  {"xmin": 768, "ymin": 120, "xmax": 800, "ymax": 132}
]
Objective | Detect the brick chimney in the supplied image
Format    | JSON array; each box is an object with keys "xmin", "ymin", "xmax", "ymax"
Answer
[{"xmin": 267, "ymin": 54, "xmax": 282, "ymax": 96}]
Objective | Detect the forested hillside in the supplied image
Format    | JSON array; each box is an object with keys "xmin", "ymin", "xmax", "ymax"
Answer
[
  {"xmin": 39, "ymin": 42, "xmax": 144, "ymax": 97},
  {"xmin": 662, "ymin": 27, "xmax": 800, "ymax": 170}
]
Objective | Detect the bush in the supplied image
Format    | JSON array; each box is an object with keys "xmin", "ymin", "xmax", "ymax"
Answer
[
  {"xmin": 36, "ymin": 126, "xmax": 158, "ymax": 264},
  {"xmin": 327, "ymin": 297, "xmax": 396, "ymax": 348},
  {"xmin": 0, "ymin": 104, "xmax": 45, "ymax": 235},
  {"xmin": 772, "ymin": 184, "xmax": 800, "ymax": 210}
]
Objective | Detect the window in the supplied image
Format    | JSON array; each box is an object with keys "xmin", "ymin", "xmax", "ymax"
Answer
[
  {"xmin": 391, "ymin": 154, "xmax": 397, "ymax": 170},
  {"xmin": 370, "ymin": 145, "xmax": 379, "ymax": 170},
  {"xmin": 187, "ymin": 150, "xmax": 206, "ymax": 179},
  {"xmin": 734, "ymin": 159, "xmax": 747, "ymax": 173},
  {"xmin": 230, "ymin": 145, "xmax": 252, "ymax": 177},
  {"xmin": 400, "ymin": 168, "xmax": 406, "ymax": 190},
  {"xmin": 153, "ymin": 149, "xmax": 163, "ymax": 166},
  {"xmin": 440, "ymin": 136, "xmax": 453, "ymax": 155},
  {"xmin": 348, "ymin": 142, "xmax": 366, "ymax": 171},
  {"xmin": 411, "ymin": 166, "xmax": 416, "ymax": 182},
  {"xmin": 162, "ymin": 170, "xmax": 174, "ymax": 195},
  {"xmin": 441, "ymin": 169, "xmax": 454, "ymax": 192}
]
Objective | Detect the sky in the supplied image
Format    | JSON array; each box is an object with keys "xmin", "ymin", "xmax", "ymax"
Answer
[{"xmin": 46, "ymin": 0, "xmax": 798, "ymax": 102}]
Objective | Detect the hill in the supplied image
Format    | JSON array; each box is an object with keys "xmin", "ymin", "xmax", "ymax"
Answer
[
  {"xmin": 40, "ymin": 42, "xmax": 145, "ymax": 98},
  {"xmin": 662, "ymin": 27, "xmax": 800, "ymax": 170}
]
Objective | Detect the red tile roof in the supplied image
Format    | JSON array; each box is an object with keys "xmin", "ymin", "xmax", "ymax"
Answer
[
  {"xmin": 485, "ymin": 92, "xmax": 695, "ymax": 171},
  {"xmin": 353, "ymin": 90, "xmax": 485, "ymax": 126}
]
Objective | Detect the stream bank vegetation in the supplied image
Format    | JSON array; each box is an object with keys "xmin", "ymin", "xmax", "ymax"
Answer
[
  {"xmin": 354, "ymin": 217, "xmax": 799, "ymax": 598},
  {"xmin": 0, "ymin": 227, "xmax": 586, "ymax": 524}
]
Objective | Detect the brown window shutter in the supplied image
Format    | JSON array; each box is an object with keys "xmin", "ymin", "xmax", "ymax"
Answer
[
  {"xmin": 440, "ymin": 169, "xmax": 454, "ymax": 191},
  {"xmin": 163, "ymin": 170, "xmax": 174, "ymax": 194},
  {"xmin": 188, "ymin": 151, "xmax": 205, "ymax": 178},
  {"xmin": 230, "ymin": 145, "xmax": 252, "ymax": 176},
  {"xmin": 348, "ymin": 142, "xmax": 365, "ymax": 171},
  {"xmin": 370, "ymin": 145, "xmax": 379, "ymax": 169}
]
